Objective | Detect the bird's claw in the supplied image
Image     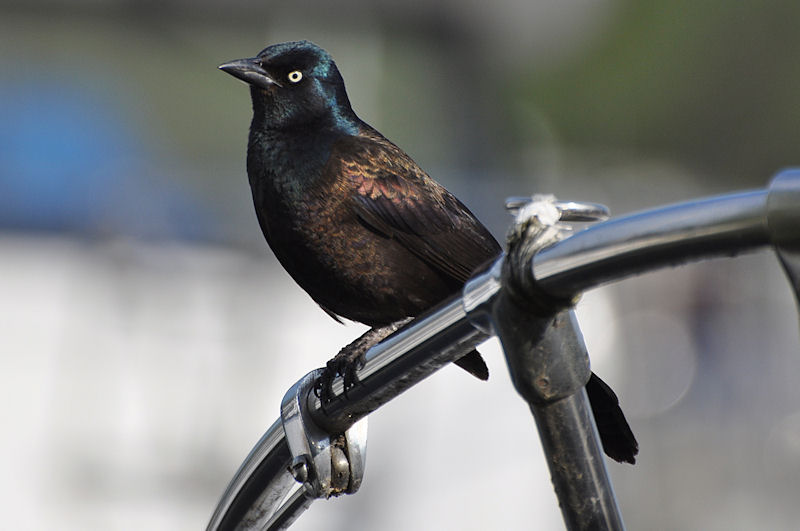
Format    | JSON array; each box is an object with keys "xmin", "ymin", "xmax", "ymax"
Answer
[
  {"xmin": 313, "ymin": 319, "xmax": 411, "ymax": 405},
  {"xmin": 314, "ymin": 345, "xmax": 367, "ymax": 404}
]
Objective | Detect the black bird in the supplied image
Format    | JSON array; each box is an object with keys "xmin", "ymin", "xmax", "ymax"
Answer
[{"xmin": 219, "ymin": 40, "xmax": 637, "ymax": 463}]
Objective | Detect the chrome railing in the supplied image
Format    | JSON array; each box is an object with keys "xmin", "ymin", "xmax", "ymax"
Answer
[{"xmin": 207, "ymin": 168, "xmax": 800, "ymax": 531}]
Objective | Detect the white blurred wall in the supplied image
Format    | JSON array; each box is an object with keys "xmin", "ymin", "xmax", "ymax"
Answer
[
  {"xmin": 3, "ymin": 231, "xmax": 799, "ymax": 530},
  {"xmin": 0, "ymin": 234, "xmax": 566, "ymax": 530}
]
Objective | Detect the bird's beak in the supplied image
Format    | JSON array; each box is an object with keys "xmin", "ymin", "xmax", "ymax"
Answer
[{"xmin": 218, "ymin": 57, "xmax": 282, "ymax": 89}]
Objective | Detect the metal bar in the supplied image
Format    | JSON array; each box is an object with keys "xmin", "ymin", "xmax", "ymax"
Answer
[
  {"xmin": 206, "ymin": 293, "xmax": 495, "ymax": 531},
  {"xmin": 492, "ymin": 289, "xmax": 624, "ymax": 531},
  {"xmin": 306, "ymin": 295, "xmax": 492, "ymax": 433},
  {"xmin": 530, "ymin": 390, "xmax": 624, "ymax": 530},
  {"xmin": 208, "ymin": 173, "xmax": 800, "ymax": 531},
  {"xmin": 533, "ymin": 190, "xmax": 770, "ymax": 299},
  {"xmin": 207, "ymin": 420, "xmax": 298, "ymax": 530},
  {"xmin": 767, "ymin": 168, "xmax": 800, "ymax": 310}
]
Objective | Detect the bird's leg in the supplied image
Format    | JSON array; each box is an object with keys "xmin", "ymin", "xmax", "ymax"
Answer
[{"xmin": 315, "ymin": 317, "xmax": 413, "ymax": 403}]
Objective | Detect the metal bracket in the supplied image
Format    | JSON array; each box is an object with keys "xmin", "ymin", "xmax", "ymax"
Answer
[
  {"xmin": 462, "ymin": 199, "xmax": 609, "ymax": 336},
  {"xmin": 280, "ymin": 370, "xmax": 368, "ymax": 499},
  {"xmin": 505, "ymin": 197, "xmax": 610, "ymax": 222}
]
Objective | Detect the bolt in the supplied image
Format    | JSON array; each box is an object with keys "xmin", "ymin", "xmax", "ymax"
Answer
[{"xmin": 289, "ymin": 456, "xmax": 309, "ymax": 484}]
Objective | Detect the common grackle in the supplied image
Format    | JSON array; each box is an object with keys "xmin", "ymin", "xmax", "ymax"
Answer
[{"xmin": 220, "ymin": 40, "xmax": 638, "ymax": 463}]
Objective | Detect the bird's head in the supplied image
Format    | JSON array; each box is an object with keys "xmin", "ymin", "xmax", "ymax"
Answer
[{"xmin": 219, "ymin": 41, "xmax": 356, "ymax": 132}]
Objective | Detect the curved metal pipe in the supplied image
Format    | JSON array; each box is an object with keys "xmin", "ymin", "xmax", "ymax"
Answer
[
  {"xmin": 534, "ymin": 190, "xmax": 770, "ymax": 298},
  {"xmin": 207, "ymin": 170, "xmax": 800, "ymax": 531}
]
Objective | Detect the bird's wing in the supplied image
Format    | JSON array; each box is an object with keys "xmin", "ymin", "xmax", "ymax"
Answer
[{"xmin": 329, "ymin": 131, "xmax": 501, "ymax": 284}]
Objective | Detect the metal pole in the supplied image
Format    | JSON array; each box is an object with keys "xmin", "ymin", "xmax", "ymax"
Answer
[
  {"xmin": 530, "ymin": 391, "xmax": 623, "ymax": 530},
  {"xmin": 533, "ymin": 189, "xmax": 769, "ymax": 298},
  {"xmin": 208, "ymin": 171, "xmax": 800, "ymax": 530},
  {"xmin": 492, "ymin": 288, "xmax": 624, "ymax": 530}
]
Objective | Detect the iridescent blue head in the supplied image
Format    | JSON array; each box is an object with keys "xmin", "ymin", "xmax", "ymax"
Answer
[{"xmin": 219, "ymin": 41, "xmax": 357, "ymax": 132}]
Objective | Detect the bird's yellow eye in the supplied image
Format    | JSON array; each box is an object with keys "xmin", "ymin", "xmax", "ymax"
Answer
[{"xmin": 287, "ymin": 70, "xmax": 303, "ymax": 83}]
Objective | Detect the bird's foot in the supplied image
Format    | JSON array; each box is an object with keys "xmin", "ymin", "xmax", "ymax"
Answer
[
  {"xmin": 314, "ymin": 318, "xmax": 413, "ymax": 405},
  {"xmin": 314, "ymin": 343, "xmax": 367, "ymax": 403}
]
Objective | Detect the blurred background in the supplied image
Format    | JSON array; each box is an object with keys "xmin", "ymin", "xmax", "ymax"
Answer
[{"xmin": 2, "ymin": 0, "xmax": 800, "ymax": 529}]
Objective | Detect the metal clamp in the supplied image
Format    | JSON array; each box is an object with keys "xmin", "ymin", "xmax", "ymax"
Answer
[
  {"xmin": 505, "ymin": 196, "xmax": 610, "ymax": 222},
  {"xmin": 461, "ymin": 190, "xmax": 612, "ymax": 335},
  {"xmin": 280, "ymin": 370, "xmax": 368, "ymax": 499}
]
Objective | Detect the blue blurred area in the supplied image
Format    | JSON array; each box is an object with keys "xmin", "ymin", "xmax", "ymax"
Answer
[{"xmin": 0, "ymin": 74, "xmax": 215, "ymax": 240}]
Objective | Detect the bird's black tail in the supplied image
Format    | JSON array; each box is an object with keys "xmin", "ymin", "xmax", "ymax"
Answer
[
  {"xmin": 454, "ymin": 349, "xmax": 489, "ymax": 380},
  {"xmin": 586, "ymin": 372, "xmax": 638, "ymax": 464},
  {"xmin": 454, "ymin": 351, "xmax": 636, "ymax": 464}
]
